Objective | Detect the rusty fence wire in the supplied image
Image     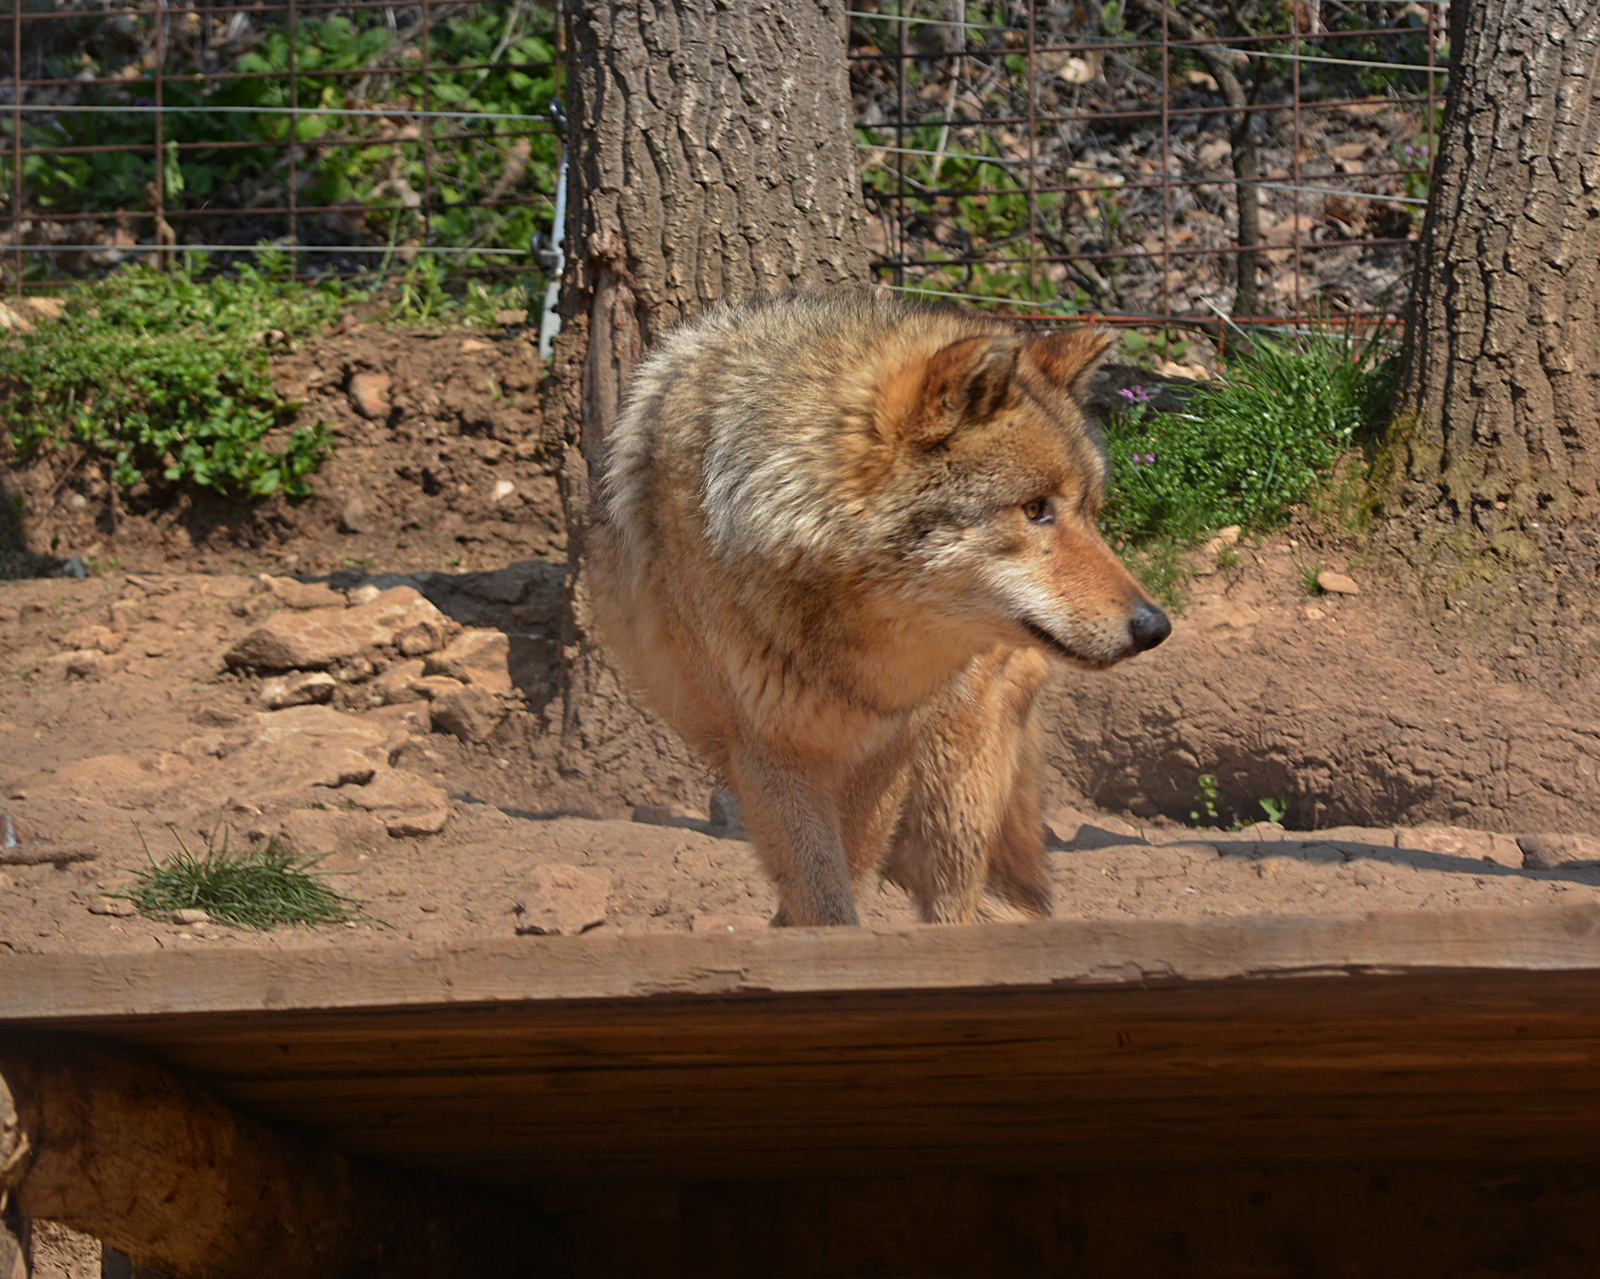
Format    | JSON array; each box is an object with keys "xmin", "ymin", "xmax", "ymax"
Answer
[
  {"xmin": 849, "ymin": 1, "xmax": 1443, "ymax": 361},
  {"xmin": 1, "ymin": 0, "xmax": 562, "ymax": 293}
]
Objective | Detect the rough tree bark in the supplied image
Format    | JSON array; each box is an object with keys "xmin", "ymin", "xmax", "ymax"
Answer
[
  {"xmin": 540, "ymin": 0, "xmax": 871, "ymax": 813},
  {"xmin": 1376, "ymin": 0, "xmax": 1600, "ymax": 621}
]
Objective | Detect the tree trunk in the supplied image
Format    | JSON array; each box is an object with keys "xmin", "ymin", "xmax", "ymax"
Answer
[
  {"xmin": 1381, "ymin": 0, "xmax": 1600, "ymax": 551},
  {"xmin": 543, "ymin": 0, "xmax": 871, "ymax": 814}
]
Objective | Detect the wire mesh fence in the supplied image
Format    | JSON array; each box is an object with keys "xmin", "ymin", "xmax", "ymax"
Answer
[
  {"xmin": 848, "ymin": 1, "xmax": 1444, "ymax": 358},
  {"xmin": 1, "ymin": 0, "xmax": 562, "ymax": 292},
  {"xmin": 3, "ymin": 0, "xmax": 1443, "ymax": 357}
]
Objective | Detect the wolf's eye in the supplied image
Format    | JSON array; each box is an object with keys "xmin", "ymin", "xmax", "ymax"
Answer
[{"xmin": 1022, "ymin": 497, "xmax": 1053, "ymax": 524}]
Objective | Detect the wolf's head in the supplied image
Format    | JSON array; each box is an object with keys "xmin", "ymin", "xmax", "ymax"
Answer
[{"xmin": 862, "ymin": 322, "xmax": 1169, "ymax": 671}]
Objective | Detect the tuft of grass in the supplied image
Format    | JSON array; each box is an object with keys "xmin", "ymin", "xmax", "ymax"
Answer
[
  {"xmin": 1100, "ymin": 322, "xmax": 1396, "ymax": 609},
  {"xmin": 120, "ymin": 825, "xmax": 365, "ymax": 930},
  {"xmin": 1292, "ymin": 556, "xmax": 1326, "ymax": 598}
]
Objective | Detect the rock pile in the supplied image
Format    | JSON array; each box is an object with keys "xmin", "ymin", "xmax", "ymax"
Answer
[{"xmin": 225, "ymin": 577, "xmax": 514, "ymax": 746}]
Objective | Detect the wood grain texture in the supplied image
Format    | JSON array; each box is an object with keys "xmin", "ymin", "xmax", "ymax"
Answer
[{"xmin": 4, "ymin": 907, "xmax": 1600, "ymax": 1186}]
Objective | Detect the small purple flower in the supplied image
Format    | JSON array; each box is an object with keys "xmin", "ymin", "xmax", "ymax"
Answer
[
  {"xmin": 1403, "ymin": 145, "xmax": 1415, "ymax": 155},
  {"xmin": 1118, "ymin": 384, "xmax": 1151, "ymax": 405}
]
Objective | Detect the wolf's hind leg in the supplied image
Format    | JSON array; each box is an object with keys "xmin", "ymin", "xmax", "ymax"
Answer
[
  {"xmin": 885, "ymin": 647, "xmax": 1052, "ymax": 924},
  {"xmin": 730, "ymin": 748, "xmax": 860, "ymax": 927}
]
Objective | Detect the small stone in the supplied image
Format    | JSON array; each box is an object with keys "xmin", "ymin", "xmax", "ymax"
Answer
[
  {"xmin": 388, "ymin": 883, "xmax": 409, "ymax": 898},
  {"xmin": 425, "ymin": 628, "xmax": 512, "ymax": 696},
  {"xmin": 348, "ymin": 370, "xmax": 392, "ymax": 420},
  {"xmin": 171, "ymin": 908, "xmax": 211, "ymax": 926},
  {"xmin": 339, "ymin": 495, "xmax": 373, "ymax": 535},
  {"xmin": 460, "ymin": 339, "xmax": 490, "ymax": 354},
  {"xmin": 495, "ymin": 308, "xmax": 528, "ymax": 326},
  {"xmin": 1302, "ymin": 605, "xmax": 1326, "ymax": 621},
  {"xmin": 396, "ymin": 619, "xmax": 449, "ymax": 657},
  {"xmin": 1317, "ymin": 571, "xmax": 1360, "ymax": 595},
  {"xmin": 88, "ymin": 896, "xmax": 137, "ymax": 917},
  {"xmin": 347, "ymin": 584, "xmax": 382, "ymax": 606},
  {"xmin": 513, "ymin": 864, "xmax": 611, "ymax": 936},
  {"xmin": 385, "ymin": 807, "xmax": 451, "ymax": 837},
  {"xmin": 62, "ymin": 649, "xmax": 127, "ymax": 680},
  {"xmin": 430, "ymin": 685, "xmax": 505, "ymax": 743},
  {"xmin": 64, "ymin": 624, "xmax": 124, "ymax": 653},
  {"xmin": 260, "ymin": 671, "xmax": 337, "ymax": 709},
  {"xmin": 491, "ymin": 479, "xmax": 516, "ymax": 504}
]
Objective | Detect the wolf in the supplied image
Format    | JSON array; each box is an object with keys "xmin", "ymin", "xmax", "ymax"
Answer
[{"xmin": 591, "ymin": 290, "xmax": 1169, "ymax": 927}]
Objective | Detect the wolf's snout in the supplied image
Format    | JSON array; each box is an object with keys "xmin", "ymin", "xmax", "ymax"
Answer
[{"xmin": 1128, "ymin": 601, "xmax": 1171, "ymax": 652}]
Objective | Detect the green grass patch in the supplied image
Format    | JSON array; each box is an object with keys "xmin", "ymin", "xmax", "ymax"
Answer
[
  {"xmin": 1101, "ymin": 325, "xmax": 1396, "ymax": 608},
  {"xmin": 120, "ymin": 826, "xmax": 365, "ymax": 930}
]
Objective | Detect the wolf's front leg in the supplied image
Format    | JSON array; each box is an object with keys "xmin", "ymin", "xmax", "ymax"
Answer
[{"xmin": 730, "ymin": 748, "xmax": 859, "ymax": 926}]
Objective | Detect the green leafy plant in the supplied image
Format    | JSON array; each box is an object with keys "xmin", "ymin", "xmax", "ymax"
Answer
[
  {"xmin": 1190, "ymin": 773, "xmax": 1220, "ymax": 827},
  {"xmin": 119, "ymin": 826, "xmax": 366, "ymax": 930},
  {"xmin": 1257, "ymin": 795, "xmax": 1290, "ymax": 824},
  {"xmin": 0, "ymin": 258, "xmax": 351, "ymax": 496},
  {"xmin": 8, "ymin": 4, "xmax": 559, "ymax": 284},
  {"xmin": 1100, "ymin": 321, "xmax": 1396, "ymax": 608}
]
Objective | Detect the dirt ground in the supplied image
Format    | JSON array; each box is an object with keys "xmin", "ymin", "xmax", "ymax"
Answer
[{"xmin": 6, "ymin": 324, "xmax": 1600, "ymax": 959}]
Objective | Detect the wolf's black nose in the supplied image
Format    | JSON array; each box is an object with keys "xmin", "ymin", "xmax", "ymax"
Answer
[{"xmin": 1129, "ymin": 601, "xmax": 1171, "ymax": 652}]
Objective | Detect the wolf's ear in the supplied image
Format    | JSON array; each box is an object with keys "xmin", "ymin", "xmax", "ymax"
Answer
[
  {"xmin": 920, "ymin": 332, "xmax": 1022, "ymax": 431},
  {"xmin": 1028, "ymin": 328, "xmax": 1114, "ymax": 404}
]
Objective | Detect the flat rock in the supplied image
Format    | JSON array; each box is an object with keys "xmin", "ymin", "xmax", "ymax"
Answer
[
  {"xmin": 87, "ymin": 896, "xmax": 136, "ymax": 917},
  {"xmin": 385, "ymin": 807, "xmax": 451, "ymax": 837},
  {"xmin": 1396, "ymin": 824, "xmax": 1522, "ymax": 869},
  {"xmin": 276, "ymin": 807, "xmax": 387, "ymax": 858},
  {"xmin": 1317, "ymin": 570, "xmax": 1360, "ymax": 595},
  {"xmin": 1517, "ymin": 832, "xmax": 1600, "ymax": 870},
  {"xmin": 424, "ymin": 628, "xmax": 512, "ymax": 696},
  {"xmin": 345, "ymin": 768, "xmax": 448, "ymax": 814},
  {"xmin": 254, "ymin": 575, "xmax": 345, "ymax": 610},
  {"xmin": 513, "ymin": 864, "xmax": 611, "ymax": 936},
  {"xmin": 260, "ymin": 671, "xmax": 337, "ymax": 709},
  {"xmin": 225, "ymin": 586, "xmax": 447, "ymax": 670},
  {"xmin": 430, "ymin": 685, "xmax": 505, "ymax": 743}
]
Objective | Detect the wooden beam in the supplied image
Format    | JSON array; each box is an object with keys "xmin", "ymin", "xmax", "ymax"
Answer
[
  {"xmin": 3, "ymin": 905, "xmax": 1599, "ymax": 1023},
  {"xmin": 3, "ymin": 907, "xmax": 1600, "ymax": 1185},
  {"xmin": 0, "ymin": 1038, "xmax": 559, "ymax": 1279}
]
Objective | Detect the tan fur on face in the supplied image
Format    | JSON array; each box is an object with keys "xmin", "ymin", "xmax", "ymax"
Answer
[{"xmin": 591, "ymin": 291, "xmax": 1166, "ymax": 927}]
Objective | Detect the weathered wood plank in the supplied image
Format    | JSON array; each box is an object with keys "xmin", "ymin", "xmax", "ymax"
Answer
[
  {"xmin": 3, "ymin": 905, "xmax": 1599, "ymax": 1022},
  {"xmin": 4, "ymin": 907, "xmax": 1600, "ymax": 1185}
]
